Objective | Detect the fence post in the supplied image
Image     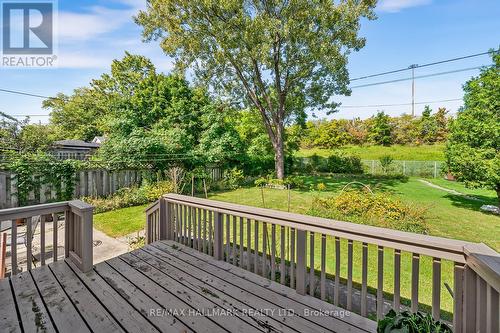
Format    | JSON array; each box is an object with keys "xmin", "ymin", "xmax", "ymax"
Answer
[
  {"xmin": 10, "ymin": 173, "xmax": 17, "ymax": 207},
  {"xmin": 434, "ymin": 162, "xmax": 438, "ymax": 178},
  {"xmin": 296, "ymin": 229, "xmax": 307, "ymax": 295},
  {"xmin": 403, "ymin": 161, "xmax": 406, "ymax": 176},
  {"xmin": 213, "ymin": 211, "xmax": 223, "ymax": 260}
]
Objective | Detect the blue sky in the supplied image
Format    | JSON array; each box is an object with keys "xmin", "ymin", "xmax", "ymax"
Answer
[{"xmin": 0, "ymin": 0, "xmax": 499, "ymax": 124}]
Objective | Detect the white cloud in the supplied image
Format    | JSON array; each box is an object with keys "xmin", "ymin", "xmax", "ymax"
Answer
[
  {"xmin": 58, "ymin": 6, "xmax": 135, "ymax": 42},
  {"xmin": 378, "ymin": 0, "xmax": 432, "ymax": 13}
]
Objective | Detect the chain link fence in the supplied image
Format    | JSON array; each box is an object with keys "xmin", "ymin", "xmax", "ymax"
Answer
[{"xmin": 362, "ymin": 160, "xmax": 445, "ymax": 178}]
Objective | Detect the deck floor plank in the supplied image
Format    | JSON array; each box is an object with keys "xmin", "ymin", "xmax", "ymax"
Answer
[
  {"xmin": 0, "ymin": 277, "xmax": 22, "ymax": 333},
  {"xmin": 157, "ymin": 240, "xmax": 375, "ymax": 333},
  {"xmin": 104, "ymin": 256, "xmax": 224, "ymax": 333},
  {"xmin": 31, "ymin": 265, "xmax": 91, "ymax": 333},
  {"xmin": 10, "ymin": 270, "xmax": 56, "ymax": 333},
  {"xmin": 48, "ymin": 260, "xmax": 125, "ymax": 333},
  {"xmin": 65, "ymin": 260, "xmax": 160, "ymax": 333},
  {"xmin": 145, "ymin": 243, "xmax": 335, "ymax": 333},
  {"xmin": 117, "ymin": 252, "xmax": 264, "ymax": 333},
  {"xmin": 93, "ymin": 261, "xmax": 193, "ymax": 333}
]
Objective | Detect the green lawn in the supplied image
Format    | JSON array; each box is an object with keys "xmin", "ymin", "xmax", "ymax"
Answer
[
  {"xmin": 297, "ymin": 144, "xmax": 445, "ymax": 161},
  {"xmin": 94, "ymin": 204, "xmax": 148, "ymax": 238}
]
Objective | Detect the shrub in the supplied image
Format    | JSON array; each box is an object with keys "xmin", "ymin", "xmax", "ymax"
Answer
[
  {"xmin": 310, "ymin": 190, "xmax": 428, "ymax": 234},
  {"xmin": 379, "ymin": 155, "xmax": 394, "ymax": 174},
  {"xmin": 326, "ymin": 154, "xmax": 364, "ymax": 174},
  {"xmin": 377, "ymin": 310, "xmax": 452, "ymax": 333},
  {"xmin": 83, "ymin": 180, "xmax": 174, "ymax": 214},
  {"xmin": 223, "ymin": 167, "xmax": 245, "ymax": 189}
]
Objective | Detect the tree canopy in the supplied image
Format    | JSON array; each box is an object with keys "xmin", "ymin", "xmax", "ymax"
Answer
[
  {"xmin": 135, "ymin": 0, "xmax": 376, "ymax": 178},
  {"xmin": 445, "ymin": 52, "xmax": 500, "ymax": 204}
]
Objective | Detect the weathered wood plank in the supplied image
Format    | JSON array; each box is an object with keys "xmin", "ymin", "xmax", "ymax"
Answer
[
  {"xmin": 157, "ymin": 240, "xmax": 376, "ymax": 332},
  {"xmin": 0, "ymin": 277, "xmax": 22, "ymax": 333},
  {"xmin": 31, "ymin": 265, "xmax": 90, "ymax": 333},
  {"xmin": 62, "ymin": 261, "xmax": 159, "ymax": 332},
  {"xmin": 104, "ymin": 256, "xmax": 219, "ymax": 333},
  {"xmin": 119, "ymin": 251, "xmax": 262, "ymax": 333},
  {"xmin": 11, "ymin": 270, "xmax": 56, "ymax": 333}
]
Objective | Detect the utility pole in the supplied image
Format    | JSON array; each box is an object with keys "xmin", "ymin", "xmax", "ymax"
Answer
[{"xmin": 409, "ymin": 64, "xmax": 418, "ymax": 117}]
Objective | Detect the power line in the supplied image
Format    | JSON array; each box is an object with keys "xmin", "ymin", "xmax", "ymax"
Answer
[
  {"xmin": 350, "ymin": 66, "xmax": 484, "ymax": 89},
  {"xmin": 339, "ymin": 98, "xmax": 462, "ymax": 109},
  {"xmin": 0, "ymin": 88, "xmax": 57, "ymax": 100},
  {"xmin": 349, "ymin": 50, "xmax": 496, "ymax": 81}
]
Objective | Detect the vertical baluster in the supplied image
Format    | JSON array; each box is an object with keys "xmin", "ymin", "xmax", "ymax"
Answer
[
  {"xmin": 463, "ymin": 266, "xmax": 477, "ymax": 332},
  {"xmin": 247, "ymin": 219, "xmax": 251, "ymax": 271},
  {"xmin": 176, "ymin": 204, "xmax": 180, "ymax": 243},
  {"xmin": 208, "ymin": 211, "xmax": 213, "ymax": 256},
  {"xmin": 453, "ymin": 262, "xmax": 465, "ymax": 333},
  {"xmin": 394, "ymin": 249, "xmax": 401, "ymax": 312},
  {"xmin": 271, "ymin": 224, "xmax": 276, "ymax": 281},
  {"xmin": 280, "ymin": 226, "xmax": 285, "ymax": 285},
  {"xmin": 262, "ymin": 222, "xmax": 267, "ymax": 277},
  {"xmin": 11, "ymin": 220, "xmax": 17, "ymax": 275},
  {"xmin": 52, "ymin": 213, "xmax": 58, "ymax": 261},
  {"xmin": 192, "ymin": 207, "xmax": 197, "ymax": 249},
  {"xmin": 197, "ymin": 208, "xmax": 202, "ymax": 252},
  {"xmin": 296, "ymin": 229, "xmax": 306, "ymax": 295},
  {"xmin": 188, "ymin": 206, "xmax": 192, "ymax": 247},
  {"xmin": 432, "ymin": 258, "xmax": 441, "ymax": 320},
  {"xmin": 232, "ymin": 216, "xmax": 237, "ymax": 266},
  {"xmin": 486, "ymin": 285, "xmax": 499, "ymax": 333},
  {"xmin": 309, "ymin": 232, "xmax": 315, "ymax": 296},
  {"xmin": 180, "ymin": 205, "xmax": 185, "ymax": 244},
  {"xmin": 377, "ymin": 245, "xmax": 384, "ymax": 320},
  {"xmin": 347, "ymin": 239, "xmax": 353, "ymax": 310},
  {"xmin": 290, "ymin": 228, "xmax": 295, "ymax": 289},
  {"xmin": 411, "ymin": 253, "xmax": 420, "ymax": 312},
  {"xmin": 40, "ymin": 215, "xmax": 46, "ymax": 266},
  {"xmin": 203, "ymin": 209, "xmax": 207, "ymax": 254},
  {"xmin": 239, "ymin": 217, "xmax": 244, "ymax": 268},
  {"xmin": 225, "ymin": 214, "xmax": 230, "ymax": 262},
  {"xmin": 334, "ymin": 236, "xmax": 341, "ymax": 306},
  {"xmin": 361, "ymin": 243, "xmax": 368, "ymax": 317},
  {"xmin": 320, "ymin": 234, "xmax": 326, "ymax": 301},
  {"xmin": 476, "ymin": 277, "xmax": 487, "ymax": 332},
  {"xmin": 26, "ymin": 217, "xmax": 33, "ymax": 271},
  {"xmin": 254, "ymin": 220, "xmax": 259, "ymax": 275}
]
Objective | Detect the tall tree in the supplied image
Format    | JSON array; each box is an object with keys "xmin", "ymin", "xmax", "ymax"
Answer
[
  {"xmin": 445, "ymin": 52, "xmax": 500, "ymax": 205},
  {"xmin": 135, "ymin": 0, "xmax": 376, "ymax": 179},
  {"xmin": 369, "ymin": 111, "xmax": 392, "ymax": 146}
]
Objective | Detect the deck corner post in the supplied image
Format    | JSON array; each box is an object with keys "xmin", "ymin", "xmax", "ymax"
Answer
[
  {"xmin": 296, "ymin": 229, "xmax": 307, "ymax": 295},
  {"xmin": 214, "ymin": 211, "xmax": 223, "ymax": 260},
  {"xmin": 80, "ymin": 208, "xmax": 94, "ymax": 273},
  {"xmin": 159, "ymin": 198, "xmax": 171, "ymax": 240}
]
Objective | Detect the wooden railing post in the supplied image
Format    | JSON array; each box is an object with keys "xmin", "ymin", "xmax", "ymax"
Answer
[
  {"xmin": 296, "ymin": 229, "xmax": 307, "ymax": 295},
  {"xmin": 159, "ymin": 198, "xmax": 172, "ymax": 240},
  {"xmin": 67, "ymin": 200, "xmax": 94, "ymax": 273},
  {"xmin": 80, "ymin": 208, "xmax": 93, "ymax": 272},
  {"xmin": 213, "ymin": 211, "xmax": 223, "ymax": 260}
]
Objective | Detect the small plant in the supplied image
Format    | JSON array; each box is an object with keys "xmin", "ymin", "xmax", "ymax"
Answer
[
  {"xmin": 377, "ymin": 310, "xmax": 452, "ymax": 333},
  {"xmin": 223, "ymin": 167, "xmax": 245, "ymax": 189},
  {"xmin": 127, "ymin": 235, "xmax": 145, "ymax": 251},
  {"xmin": 317, "ymin": 182, "xmax": 327, "ymax": 192},
  {"xmin": 379, "ymin": 155, "xmax": 394, "ymax": 174}
]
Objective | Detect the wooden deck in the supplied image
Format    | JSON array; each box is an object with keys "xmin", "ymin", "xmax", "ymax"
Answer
[{"xmin": 1, "ymin": 240, "xmax": 376, "ymax": 333}]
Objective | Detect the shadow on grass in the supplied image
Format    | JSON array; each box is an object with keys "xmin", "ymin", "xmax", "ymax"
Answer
[
  {"xmin": 445, "ymin": 193, "xmax": 499, "ymax": 214},
  {"xmin": 295, "ymin": 174, "xmax": 410, "ymax": 194}
]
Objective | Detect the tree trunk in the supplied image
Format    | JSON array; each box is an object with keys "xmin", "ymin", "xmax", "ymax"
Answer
[{"xmin": 274, "ymin": 135, "xmax": 285, "ymax": 180}]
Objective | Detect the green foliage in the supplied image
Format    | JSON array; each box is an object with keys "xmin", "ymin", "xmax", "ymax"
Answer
[
  {"xmin": 377, "ymin": 310, "xmax": 452, "ymax": 333},
  {"xmin": 369, "ymin": 112, "xmax": 393, "ymax": 146},
  {"xmin": 445, "ymin": 51, "xmax": 500, "ymax": 203},
  {"xmin": 311, "ymin": 190, "xmax": 428, "ymax": 234},
  {"xmin": 326, "ymin": 154, "xmax": 364, "ymax": 174},
  {"xmin": 83, "ymin": 180, "xmax": 174, "ymax": 214},
  {"xmin": 6, "ymin": 152, "xmax": 79, "ymax": 206},
  {"xmin": 136, "ymin": 0, "xmax": 376, "ymax": 178},
  {"xmin": 223, "ymin": 168, "xmax": 245, "ymax": 189},
  {"xmin": 379, "ymin": 155, "xmax": 394, "ymax": 174}
]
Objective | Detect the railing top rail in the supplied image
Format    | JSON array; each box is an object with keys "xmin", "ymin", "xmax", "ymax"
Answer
[
  {"xmin": 163, "ymin": 193, "xmax": 486, "ymax": 263},
  {"xmin": 0, "ymin": 200, "xmax": 91, "ymax": 221},
  {"xmin": 464, "ymin": 243, "xmax": 500, "ymax": 293},
  {"xmin": 145, "ymin": 200, "xmax": 160, "ymax": 214}
]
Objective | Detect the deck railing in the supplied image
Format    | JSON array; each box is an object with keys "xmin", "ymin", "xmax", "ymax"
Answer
[
  {"xmin": 0, "ymin": 200, "xmax": 94, "ymax": 275},
  {"xmin": 146, "ymin": 194, "xmax": 500, "ymax": 332}
]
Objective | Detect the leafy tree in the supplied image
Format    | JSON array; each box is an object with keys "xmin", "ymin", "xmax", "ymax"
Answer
[
  {"xmin": 19, "ymin": 124, "xmax": 57, "ymax": 152},
  {"xmin": 392, "ymin": 113, "xmax": 417, "ymax": 145},
  {"xmin": 434, "ymin": 107, "xmax": 449, "ymax": 142},
  {"xmin": 445, "ymin": 52, "xmax": 500, "ymax": 205},
  {"xmin": 369, "ymin": 111, "xmax": 392, "ymax": 146},
  {"xmin": 136, "ymin": 0, "xmax": 377, "ymax": 178},
  {"xmin": 418, "ymin": 105, "xmax": 438, "ymax": 144},
  {"xmin": 314, "ymin": 119, "xmax": 351, "ymax": 148}
]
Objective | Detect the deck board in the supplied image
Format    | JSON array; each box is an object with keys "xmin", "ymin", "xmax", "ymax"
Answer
[{"xmin": 0, "ymin": 240, "xmax": 376, "ymax": 333}]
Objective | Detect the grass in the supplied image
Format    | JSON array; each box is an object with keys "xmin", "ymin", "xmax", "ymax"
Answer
[
  {"xmin": 296, "ymin": 144, "xmax": 445, "ymax": 161},
  {"xmin": 94, "ymin": 204, "xmax": 148, "ymax": 238}
]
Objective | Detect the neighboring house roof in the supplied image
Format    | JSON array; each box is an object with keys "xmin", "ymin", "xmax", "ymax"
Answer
[
  {"xmin": 92, "ymin": 136, "xmax": 106, "ymax": 144},
  {"xmin": 53, "ymin": 140, "xmax": 100, "ymax": 149}
]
